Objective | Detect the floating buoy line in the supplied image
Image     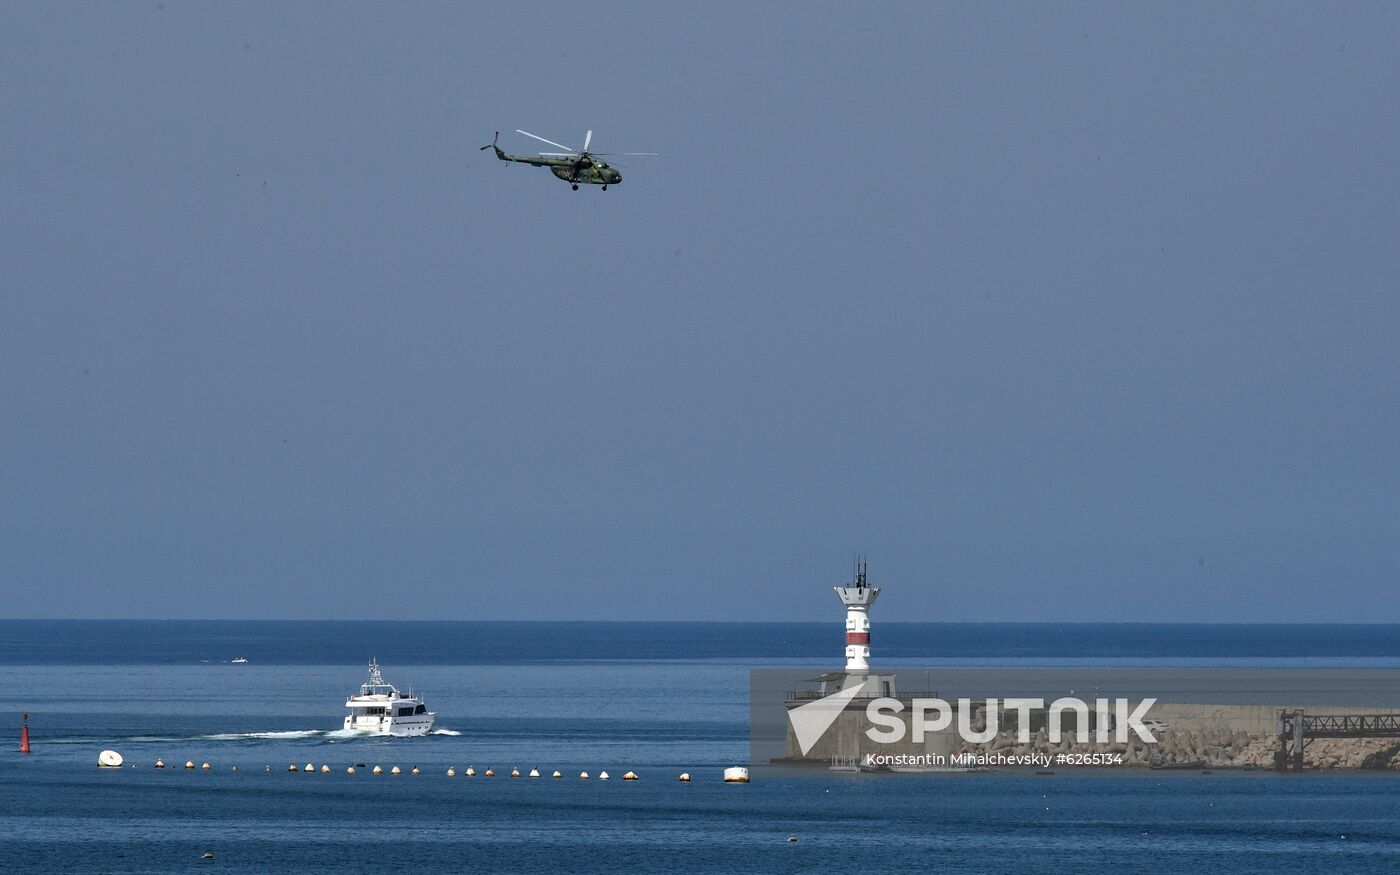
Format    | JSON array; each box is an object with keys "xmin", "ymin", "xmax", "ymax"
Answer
[{"xmin": 99, "ymin": 755, "xmax": 750, "ymax": 783}]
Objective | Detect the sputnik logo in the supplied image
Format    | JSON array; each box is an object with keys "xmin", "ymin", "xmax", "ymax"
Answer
[{"xmin": 788, "ymin": 685, "xmax": 866, "ymax": 755}]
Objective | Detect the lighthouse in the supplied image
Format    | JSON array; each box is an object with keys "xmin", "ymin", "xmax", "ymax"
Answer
[
  {"xmin": 785, "ymin": 559, "xmax": 900, "ymax": 761},
  {"xmin": 834, "ymin": 559, "xmax": 880, "ymax": 671}
]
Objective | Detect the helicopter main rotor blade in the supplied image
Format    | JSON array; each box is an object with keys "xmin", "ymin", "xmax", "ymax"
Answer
[
  {"xmin": 590, "ymin": 152, "xmax": 658, "ymax": 157},
  {"xmin": 537, "ymin": 152, "xmax": 579, "ymax": 156},
  {"xmin": 582, "ymin": 129, "xmax": 593, "ymax": 152},
  {"xmin": 515, "ymin": 129, "xmax": 576, "ymax": 153}
]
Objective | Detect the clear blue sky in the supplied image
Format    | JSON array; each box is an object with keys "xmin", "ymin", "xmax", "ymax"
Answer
[{"xmin": 2, "ymin": 2, "xmax": 1397, "ymax": 621}]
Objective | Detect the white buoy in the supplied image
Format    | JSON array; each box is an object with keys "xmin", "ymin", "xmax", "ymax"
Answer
[
  {"xmin": 98, "ymin": 750, "xmax": 124, "ymax": 768},
  {"xmin": 787, "ymin": 835, "xmax": 798, "ymax": 843},
  {"xmin": 723, "ymin": 766, "xmax": 750, "ymax": 783},
  {"xmin": 390, "ymin": 766, "xmax": 402, "ymax": 775},
  {"xmin": 155, "ymin": 759, "xmax": 165, "ymax": 769},
  {"xmin": 303, "ymin": 762, "xmax": 314, "ymax": 772},
  {"xmin": 372, "ymin": 765, "xmax": 383, "ymax": 774},
  {"xmin": 411, "ymin": 767, "xmax": 421, "ymax": 776},
  {"xmin": 201, "ymin": 762, "xmax": 211, "ymax": 771},
  {"xmin": 185, "ymin": 761, "xmax": 195, "ymax": 769},
  {"xmin": 320, "ymin": 765, "xmax": 330, "ymax": 774},
  {"xmin": 446, "ymin": 768, "xmax": 456, "ymax": 777},
  {"xmin": 579, "ymin": 771, "xmax": 589, "ymax": 779},
  {"xmin": 552, "ymin": 770, "xmax": 562, "ymax": 778},
  {"xmin": 678, "ymin": 772, "xmax": 691, "ymax": 782},
  {"xmin": 484, "ymin": 768, "xmax": 494, "ymax": 777},
  {"xmin": 599, "ymin": 771, "xmax": 610, "ymax": 781},
  {"xmin": 623, "ymin": 771, "xmax": 638, "ymax": 781},
  {"xmin": 288, "ymin": 764, "xmax": 298, "ymax": 772},
  {"xmin": 347, "ymin": 766, "xmax": 356, "ymax": 774},
  {"xmin": 528, "ymin": 768, "xmax": 540, "ymax": 778},
  {"xmin": 231, "ymin": 766, "xmax": 238, "ymax": 772},
  {"xmin": 465, "ymin": 767, "xmax": 476, "ymax": 777}
]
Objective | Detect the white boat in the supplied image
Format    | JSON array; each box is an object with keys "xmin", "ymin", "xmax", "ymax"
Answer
[
  {"xmin": 230, "ymin": 657, "xmax": 249, "ymax": 664},
  {"xmin": 343, "ymin": 659, "xmax": 435, "ymax": 736}
]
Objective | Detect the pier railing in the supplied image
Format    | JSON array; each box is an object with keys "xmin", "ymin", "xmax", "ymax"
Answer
[
  {"xmin": 1275, "ymin": 710, "xmax": 1400, "ymax": 771},
  {"xmin": 785, "ymin": 690, "xmax": 941, "ymax": 702},
  {"xmin": 1297, "ymin": 713, "xmax": 1400, "ymax": 737}
]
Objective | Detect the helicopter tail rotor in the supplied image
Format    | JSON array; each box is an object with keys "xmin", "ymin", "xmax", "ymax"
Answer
[{"xmin": 481, "ymin": 132, "xmax": 510, "ymax": 162}]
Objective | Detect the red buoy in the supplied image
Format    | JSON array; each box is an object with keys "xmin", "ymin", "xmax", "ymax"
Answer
[{"xmin": 20, "ymin": 713, "xmax": 31, "ymax": 753}]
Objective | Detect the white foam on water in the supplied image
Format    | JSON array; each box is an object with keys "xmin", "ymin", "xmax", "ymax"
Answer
[
  {"xmin": 202, "ymin": 730, "xmax": 325, "ymax": 741},
  {"xmin": 41, "ymin": 736, "xmax": 176, "ymax": 745},
  {"xmin": 324, "ymin": 729, "xmax": 374, "ymax": 739},
  {"xmin": 48, "ymin": 727, "xmax": 449, "ymax": 746}
]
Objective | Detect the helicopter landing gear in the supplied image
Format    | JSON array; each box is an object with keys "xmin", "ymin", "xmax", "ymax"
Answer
[{"xmin": 571, "ymin": 183, "xmax": 579, "ymax": 190}]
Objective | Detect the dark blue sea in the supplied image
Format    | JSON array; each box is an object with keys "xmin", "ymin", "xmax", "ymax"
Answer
[{"xmin": 7, "ymin": 621, "xmax": 1400, "ymax": 872}]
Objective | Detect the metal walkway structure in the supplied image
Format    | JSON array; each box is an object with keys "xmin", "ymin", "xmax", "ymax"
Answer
[{"xmin": 1274, "ymin": 710, "xmax": 1400, "ymax": 770}]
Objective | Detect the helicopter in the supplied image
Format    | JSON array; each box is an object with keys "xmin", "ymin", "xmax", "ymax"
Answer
[{"xmin": 481, "ymin": 129, "xmax": 655, "ymax": 190}]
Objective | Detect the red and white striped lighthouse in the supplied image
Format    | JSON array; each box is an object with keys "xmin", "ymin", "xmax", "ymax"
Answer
[{"xmin": 834, "ymin": 559, "xmax": 880, "ymax": 672}]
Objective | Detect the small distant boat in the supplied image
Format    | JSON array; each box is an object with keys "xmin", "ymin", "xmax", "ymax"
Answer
[
  {"xmin": 230, "ymin": 657, "xmax": 249, "ymax": 664},
  {"xmin": 344, "ymin": 659, "xmax": 435, "ymax": 737}
]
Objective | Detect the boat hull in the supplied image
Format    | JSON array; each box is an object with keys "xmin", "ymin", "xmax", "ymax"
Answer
[{"xmin": 343, "ymin": 715, "xmax": 435, "ymax": 737}]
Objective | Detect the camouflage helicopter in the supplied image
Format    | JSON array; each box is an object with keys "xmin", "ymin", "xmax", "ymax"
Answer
[{"xmin": 481, "ymin": 129, "xmax": 655, "ymax": 190}]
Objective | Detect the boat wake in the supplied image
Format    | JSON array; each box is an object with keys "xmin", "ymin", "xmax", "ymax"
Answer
[
  {"xmin": 44, "ymin": 728, "xmax": 459, "ymax": 745},
  {"xmin": 203, "ymin": 730, "xmax": 328, "ymax": 741}
]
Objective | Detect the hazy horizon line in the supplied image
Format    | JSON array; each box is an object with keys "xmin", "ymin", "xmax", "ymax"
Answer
[{"xmin": 6, "ymin": 617, "xmax": 1400, "ymax": 626}]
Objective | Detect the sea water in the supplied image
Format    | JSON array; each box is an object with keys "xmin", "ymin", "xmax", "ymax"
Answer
[{"xmin": 5, "ymin": 621, "xmax": 1400, "ymax": 872}]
